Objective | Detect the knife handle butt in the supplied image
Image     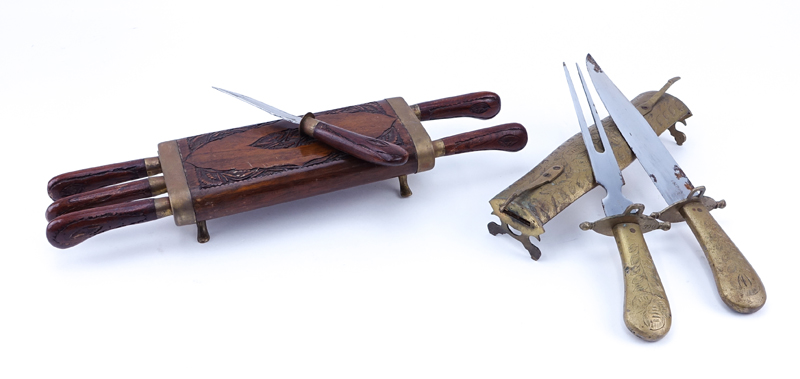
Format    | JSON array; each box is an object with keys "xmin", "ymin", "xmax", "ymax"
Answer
[
  {"xmin": 412, "ymin": 91, "xmax": 501, "ymax": 121},
  {"xmin": 435, "ymin": 123, "xmax": 527, "ymax": 157},
  {"xmin": 680, "ymin": 204, "xmax": 766, "ymax": 313},
  {"xmin": 302, "ymin": 115, "xmax": 409, "ymax": 166},
  {"xmin": 612, "ymin": 222, "xmax": 672, "ymax": 342},
  {"xmin": 48, "ymin": 157, "xmax": 161, "ymax": 200},
  {"xmin": 46, "ymin": 198, "xmax": 172, "ymax": 249}
]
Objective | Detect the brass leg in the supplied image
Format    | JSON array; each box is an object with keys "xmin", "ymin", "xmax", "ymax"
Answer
[
  {"xmin": 398, "ymin": 175, "xmax": 412, "ymax": 198},
  {"xmin": 196, "ymin": 221, "xmax": 210, "ymax": 243},
  {"xmin": 668, "ymin": 124, "xmax": 686, "ymax": 146}
]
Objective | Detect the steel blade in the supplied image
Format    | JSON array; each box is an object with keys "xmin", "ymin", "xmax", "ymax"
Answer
[
  {"xmin": 585, "ymin": 55, "xmax": 693, "ymax": 205},
  {"xmin": 213, "ymin": 87, "xmax": 302, "ymax": 124},
  {"xmin": 564, "ymin": 63, "xmax": 631, "ymax": 216}
]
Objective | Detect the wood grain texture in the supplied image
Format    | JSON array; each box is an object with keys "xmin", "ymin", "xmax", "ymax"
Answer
[
  {"xmin": 311, "ymin": 119, "xmax": 409, "ymax": 166},
  {"xmin": 440, "ymin": 123, "xmax": 527, "ymax": 156},
  {"xmin": 180, "ymin": 100, "xmax": 419, "ymax": 222},
  {"xmin": 414, "ymin": 91, "xmax": 500, "ymax": 121},
  {"xmin": 46, "ymin": 199, "xmax": 159, "ymax": 249},
  {"xmin": 47, "ymin": 159, "xmax": 149, "ymax": 200},
  {"xmin": 45, "ymin": 178, "xmax": 155, "ymax": 221}
]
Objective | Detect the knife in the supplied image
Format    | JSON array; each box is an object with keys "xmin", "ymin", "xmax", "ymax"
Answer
[
  {"xmin": 586, "ymin": 54, "xmax": 766, "ymax": 313},
  {"xmin": 213, "ymin": 87, "xmax": 409, "ymax": 167},
  {"xmin": 565, "ymin": 63, "xmax": 672, "ymax": 341}
]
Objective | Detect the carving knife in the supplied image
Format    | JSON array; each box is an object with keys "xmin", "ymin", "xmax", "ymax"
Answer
[
  {"xmin": 213, "ymin": 87, "xmax": 409, "ymax": 166},
  {"xmin": 565, "ymin": 63, "xmax": 671, "ymax": 341},
  {"xmin": 585, "ymin": 54, "xmax": 766, "ymax": 313}
]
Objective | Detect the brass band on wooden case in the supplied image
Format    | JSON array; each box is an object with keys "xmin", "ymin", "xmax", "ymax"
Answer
[
  {"xmin": 386, "ymin": 97, "xmax": 435, "ymax": 173},
  {"xmin": 158, "ymin": 140, "xmax": 196, "ymax": 226}
]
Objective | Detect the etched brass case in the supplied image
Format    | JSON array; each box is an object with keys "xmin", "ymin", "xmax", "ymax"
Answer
[{"xmin": 489, "ymin": 84, "xmax": 692, "ymax": 259}]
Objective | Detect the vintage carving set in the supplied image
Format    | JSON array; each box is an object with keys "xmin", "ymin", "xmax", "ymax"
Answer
[{"xmin": 45, "ymin": 55, "xmax": 765, "ymax": 341}]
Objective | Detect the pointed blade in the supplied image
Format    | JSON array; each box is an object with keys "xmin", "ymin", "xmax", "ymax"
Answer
[
  {"xmin": 213, "ymin": 87, "xmax": 302, "ymax": 124},
  {"xmin": 585, "ymin": 55, "xmax": 693, "ymax": 205}
]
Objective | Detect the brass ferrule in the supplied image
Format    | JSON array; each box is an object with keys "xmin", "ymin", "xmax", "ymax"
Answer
[
  {"xmin": 432, "ymin": 139, "xmax": 446, "ymax": 158},
  {"xmin": 144, "ymin": 157, "xmax": 162, "ymax": 176},
  {"xmin": 147, "ymin": 175, "xmax": 168, "ymax": 196},
  {"xmin": 299, "ymin": 113, "xmax": 319, "ymax": 136},
  {"xmin": 154, "ymin": 197, "xmax": 173, "ymax": 219},
  {"xmin": 410, "ymin": 104, "xmax": 422, "ymax": 120}
]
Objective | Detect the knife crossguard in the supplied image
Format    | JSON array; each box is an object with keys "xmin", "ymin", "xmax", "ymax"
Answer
[{"xmin": 580, "ymin": 204, "xmax": 670, "ymax": 236}]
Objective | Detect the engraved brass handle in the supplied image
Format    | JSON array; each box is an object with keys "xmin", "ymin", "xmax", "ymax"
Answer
[
  {"xmin": 679, "ymin": 204, "xmax": 766, "ymax": 313},
  {"xmin": 612, "ymin": 222, "xmax": 672, "ymax": 342}
]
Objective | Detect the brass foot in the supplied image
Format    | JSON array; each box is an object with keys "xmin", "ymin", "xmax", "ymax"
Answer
[
  {"xmin": 488, "ymin": 221, "xmax": 542, "ymax": 260},
  {"xmin": 196, "ymin": 221, "xmax": 210, "ymax": 243},
  {"xmin": 668, "ymin": 124, "xmax": 687, "ymax": 146},
  {"xmin": 398, "ymin": 175, "xmax": 412, "ymax": 198}
]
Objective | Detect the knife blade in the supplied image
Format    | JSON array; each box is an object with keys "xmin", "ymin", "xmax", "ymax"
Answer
[
  {"xmin": 213, "ymin": 87, "xmax": 409, "ymax": 167},
  {"xmin": 565, "ymin": 63, "xmax": 671, "ymax": 341},
  {"xmin": 586, "ymin": 54, "xmax": 766, "ymax": 313}
]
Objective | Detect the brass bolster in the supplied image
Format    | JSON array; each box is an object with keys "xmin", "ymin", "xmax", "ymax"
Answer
[
  {"xmin": 157, "ymin": 140, "xmax": 196, "ymax": 226},
  {"xmin": 147, "ymin": 176, "xmax": 168, "ymax": 196},
  {"xmin": 144, "ymin": 157, "xmax": 162, "ymax": 177},
  {"xmin": 154, "ymin": 197, "xmax": 174, "ymax": 219},
  {"xmin": 300, "ymin": 113, "xmax": 318, "ymax": 136},
  {"xmin": 387, "ymin": 97, "xmax": 434, "ymax": 173}
]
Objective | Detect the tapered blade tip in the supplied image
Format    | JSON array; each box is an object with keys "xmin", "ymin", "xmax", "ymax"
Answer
[{"xmin": 586, "ymin": 54, "xmax": 601, "ymax": 72}]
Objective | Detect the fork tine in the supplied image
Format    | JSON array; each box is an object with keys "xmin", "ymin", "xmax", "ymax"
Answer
[{"xmin": 575, "ymin": 64, "xmax": 614, "ymax": 155}]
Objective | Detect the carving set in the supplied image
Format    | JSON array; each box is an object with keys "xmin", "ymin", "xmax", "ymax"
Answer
[{"xmin": 45, "ymin": 55, "xmax": 765, "ymax": 341}]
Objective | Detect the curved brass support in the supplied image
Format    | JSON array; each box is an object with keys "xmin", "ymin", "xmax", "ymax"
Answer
[{"xmin": 487, "ymin": 220, "xmax": 542, "ymax": 260}]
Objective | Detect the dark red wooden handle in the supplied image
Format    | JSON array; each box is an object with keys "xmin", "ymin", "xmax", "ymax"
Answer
[
  {"xmin": 440, "ymin": 123, "xmax": 527, "ymax": 156},
  {"xmin": 312, "ymin": 120, "xmax": 409, "ymax": 166},
  {"xmin": 47, "ymin": 159, "xmax": 149, "ymax": 200},
  {"xmin": 46, "ymin": 199, "xmax": 161, "ymax": 249},
  {"xmin": 46, "ymin": 178, "xmax": 156, "ymax": 221},
  {"xmin": 413, "ymin": 91, "xmax": 501, "ymax": 121}
]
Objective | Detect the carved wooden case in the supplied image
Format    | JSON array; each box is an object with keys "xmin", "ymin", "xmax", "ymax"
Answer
[{"xmin": 163, "ymin": 99, "xmax": 419, "ymax": 224}]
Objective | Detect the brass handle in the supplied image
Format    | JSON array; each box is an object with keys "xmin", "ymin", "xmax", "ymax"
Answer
[
  {"xmin": 612, "ymin": 223, "xmax": 672, "ymax": 342},
  {"xmin": 679, "ymin": 204, "xmax": 766, "ymax": 313}
]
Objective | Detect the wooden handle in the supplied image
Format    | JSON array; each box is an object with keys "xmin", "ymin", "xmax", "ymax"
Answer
[
  {"xmin": 612, "ymin": 222, "xmax": 672, "ymax": 342},
  {"xmin": 46, "ymin": 198, "xmax": 172, "ymax": 249},
  {"xmin": 45, "ymin": 177, "xmax": 167, "ymax": 221},
  {"xmin": 436, "ymin": 123, "xmax": 527, "ymax": 157},
  {"xmin": 413, "ymin": 91, "xmax": 501, "ymax": 121},
  {"xmin": 306, "ymin": 117, "xmax": 409, "ymax": 166},
  {"xmin": 679, "ymin": 204, "xmax": 766, "ymax": 313},
  {"xmin": 47, "ymin": 158, "xmax": 160, "ymax": 200}
]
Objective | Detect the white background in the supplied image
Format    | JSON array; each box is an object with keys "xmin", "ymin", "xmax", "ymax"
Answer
[{"xmin": 1, "ymin": 0, "xmax": 797, "ymax": 377}]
